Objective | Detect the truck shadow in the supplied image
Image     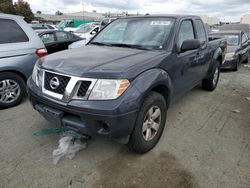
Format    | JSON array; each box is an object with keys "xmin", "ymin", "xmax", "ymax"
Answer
[{"xmin": 91, "ymin": 150, "xmax": 200, "ymax": 188}]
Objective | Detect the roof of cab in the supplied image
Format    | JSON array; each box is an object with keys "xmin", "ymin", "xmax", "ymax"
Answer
[{"xmin": 118, "ymin": 14, "xmax": 201, "ymax": 20}]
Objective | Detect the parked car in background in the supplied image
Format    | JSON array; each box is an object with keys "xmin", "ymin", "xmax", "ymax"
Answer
[
  {"xmin": 0, "ymin": 14, "xmax": 47, "ymax": 109},
  {"xmin": 209, "ymin": 30, "xmax": 250, "ymax": 71},
  {"xmin": 99, "ymin": 17, "xmax": 117, "ymax": 30},
  {"xmin": 37, "ymin": 30, "xmax": 82, "ymax": 54},
  {"xmin": 30, "ymin": 24, "xmax": 56, "ymax": 30},
  {"xmin": 219, "ymin": 23, "xmax": 250, "ymax": 33},
  {"xmin": 28, "ymin": 15, "xmax": 226, "ymax": 153},
  {"xmin": 69, "ymin": 25, "xmax": 99, "ymax": 48},
  {"xmin": 57, "ymin": 19, "xmax": 94, "ymax": 32}
]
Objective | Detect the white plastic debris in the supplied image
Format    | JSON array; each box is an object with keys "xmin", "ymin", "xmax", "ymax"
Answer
[
  {"xmin": 243, "ymin": 65, "xmax": 250, "ymax": 68},
  {"xmin": 245, "ymin": 97, "xmax": 250, "ymax": 101},
  {"xmin": 231, "ymin": 109, "xmax": 240, "ymax": 113},
  {"xmin": 53, "ymin": 131, "xmax": 87, "ymax": 165}
]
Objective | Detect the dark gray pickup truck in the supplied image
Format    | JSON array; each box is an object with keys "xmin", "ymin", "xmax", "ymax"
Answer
[{"xmin": 28, "ymin": 15, "xmax": 226, "ymax": 153}]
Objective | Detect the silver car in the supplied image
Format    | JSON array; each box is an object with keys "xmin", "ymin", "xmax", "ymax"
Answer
[{"xmin": 0, "ymin": 13, "xmax": 47, "ymax": 108}]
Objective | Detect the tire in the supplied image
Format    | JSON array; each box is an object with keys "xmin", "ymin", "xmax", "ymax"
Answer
[
  {"xmin": 129, "ymin": 92, "xmax": 167, "ymax": 153},
  {"xmin": 0, "ymin": 72, "xmax": 26, "ymax": 109},
  {"xmin": 202, "ymin": 61, "xmax": 220, "ymax": 91}
]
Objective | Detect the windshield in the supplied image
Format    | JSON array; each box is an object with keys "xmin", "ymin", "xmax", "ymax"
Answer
[
  {"xmin": 75, "ymin": 25, "xmax": 94, "ymax": 33},
  {"xmin": 224, "ymin": 34, "xmax": 239, "ymax": 46},
  {"xmin": 91, "ymin": 18, "xmax": 175, "ymax": 50}
]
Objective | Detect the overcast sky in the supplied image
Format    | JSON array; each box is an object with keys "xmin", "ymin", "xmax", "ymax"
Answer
[{"xmin": 16, "ymin": 0, "xmax": 250, "ymax": 22}]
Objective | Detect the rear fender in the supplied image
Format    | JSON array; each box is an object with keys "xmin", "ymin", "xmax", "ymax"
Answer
[{"xmin": 206, "ymin": 47, "xmax": 223, "ymax": 78}]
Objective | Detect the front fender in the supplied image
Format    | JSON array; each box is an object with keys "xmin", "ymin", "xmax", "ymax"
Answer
[{"xmin": 131, "ymin": 68, "xmax": 173, "ymax": 108}]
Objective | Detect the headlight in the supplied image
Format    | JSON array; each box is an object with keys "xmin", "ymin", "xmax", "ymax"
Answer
[
  {"xmin": 32, "ymin": 63, "xmax": 41, "ymax": 86},
  {"xmin": 225, "ymin": 52, "xmax": 235, "ymax": 59},
  {"xmin": 89, "ymin": 79, "xmax": 130, "ymax": 100}
]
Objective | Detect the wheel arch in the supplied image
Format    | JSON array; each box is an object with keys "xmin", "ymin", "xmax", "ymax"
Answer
[
  {"xmin": 132, "ymin": 68, "xmax": 173, "ymax": 109},
  {"xmin": 0, "ymin": 70, "xmax": 27, "ymax": 82}
]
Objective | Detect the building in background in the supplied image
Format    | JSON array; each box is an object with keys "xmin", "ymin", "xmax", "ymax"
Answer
[
  {"xmin": 241, "ymin": 14, "xmax": 250, "ymax": 25},
  {"xmin": 34, "ymin": 11, "xmax": 104, "ymax": 24},
  {"xmin": 201, "ymin": 15, "xmax": 220, "ymax": 25}
]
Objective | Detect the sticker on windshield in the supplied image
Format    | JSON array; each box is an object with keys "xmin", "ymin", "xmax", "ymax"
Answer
[{"xmin": 150, "ymin": 21, "xmax": 171, "ymax": 26}]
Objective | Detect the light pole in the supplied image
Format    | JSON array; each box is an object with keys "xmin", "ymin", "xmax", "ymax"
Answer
[{"xmin": 82, "ymin": 0, "xmax": 84, "ymax": 20}]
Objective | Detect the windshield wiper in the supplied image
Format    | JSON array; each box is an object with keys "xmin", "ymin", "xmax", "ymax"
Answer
[
  {"xmin": 108, "ymin": 43, "xmax": 152, "ymax": 50},
  {"xmin": 89, "ymin": 42, "xmax": 113, "ymax": 47}
]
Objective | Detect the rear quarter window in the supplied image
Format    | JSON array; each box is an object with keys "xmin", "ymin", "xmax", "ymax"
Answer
[{"xmin": 0, "ymin": 18, "xmax": 29, "ymax": 44}]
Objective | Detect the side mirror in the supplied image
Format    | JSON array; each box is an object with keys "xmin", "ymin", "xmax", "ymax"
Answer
[
  {"xmin": 91, "ymin": 31, "xmax": 97, "ymax": 35},
  {"xmin": 181, "ymin": 39, "xmax": 200, "ymax": 52}
]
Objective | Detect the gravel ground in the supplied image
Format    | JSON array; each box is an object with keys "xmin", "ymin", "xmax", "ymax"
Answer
[{"xmin": 0, "ymin": 66, "xmax": 249, "ymax": 188}]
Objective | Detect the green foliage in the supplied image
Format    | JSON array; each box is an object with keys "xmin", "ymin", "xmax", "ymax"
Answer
[
  {"xmin": 14, "ymin": 0, "xmax": 34, "ymax": 23},
  {"xmin": 0, "ymin": 0, "xmax": 15, "ymax": 14},
  {"xmin": 0, "ymin": 0, "xmax": 34, "ymax": 23},
  {"xmin": 55, "ymin": 10, "xmax": 63, "ymax": 15}
]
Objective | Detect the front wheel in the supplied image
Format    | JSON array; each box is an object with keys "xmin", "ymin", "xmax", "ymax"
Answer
[
  {"xmin": 129, "ymin": 92, "xmax": 167, "ymax": 153},
  {"xmin": 0, "ymin": 72, "xmax": 26, "ymax": 109},
  {"xmin": 202, "ymin": 61, "xmax": 220, "ymax": 91}
]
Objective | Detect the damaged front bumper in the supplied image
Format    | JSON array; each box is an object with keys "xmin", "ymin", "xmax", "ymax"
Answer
[{"xmin": 27, "ymin": 77, "xmax": 141, "ymax": 140}]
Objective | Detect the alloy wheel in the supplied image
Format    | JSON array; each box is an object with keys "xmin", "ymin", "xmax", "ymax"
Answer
[
  {"xmin": 142, "ymin": 106, "xmax": 162, "ymax": 141},
  {"xmin": 0, "ymin": 79, "xmax": 21, "ymax": 104}
]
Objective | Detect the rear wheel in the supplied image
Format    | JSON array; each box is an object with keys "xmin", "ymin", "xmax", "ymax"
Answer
[
  {"xmin": 202, "ymin": 61, "xmax": 220, "ymax": 91},
  {"xmin": 129, "ymin": 92, "xmax": 167, "ymax": 153},
  {"xmin": 0, "ymin": 72, "xmax": 26, "ymax": 109}
]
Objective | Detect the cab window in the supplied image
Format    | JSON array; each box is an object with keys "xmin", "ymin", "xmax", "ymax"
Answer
[{"xmin": 178, "ymin": 20, "xmax": 195, "ymax": 47}]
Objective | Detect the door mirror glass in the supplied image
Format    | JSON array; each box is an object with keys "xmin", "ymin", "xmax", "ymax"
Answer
[{"xmin": 181, "ymin": 39, "xmax": 200, "ymax": 52}]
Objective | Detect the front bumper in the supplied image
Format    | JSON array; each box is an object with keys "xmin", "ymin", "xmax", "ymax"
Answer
[
  {"xmin": 222, "ymin": 58, "xmax": 237, "ymax": 69},
  {"xmin": 27, "ymin": 77, "xmax": 141, "ymax": 139}
]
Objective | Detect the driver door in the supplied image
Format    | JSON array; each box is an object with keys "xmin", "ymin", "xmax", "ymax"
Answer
[{"xmin": 172, "ymin": 19, "xmax": 201, "ymax": 97}]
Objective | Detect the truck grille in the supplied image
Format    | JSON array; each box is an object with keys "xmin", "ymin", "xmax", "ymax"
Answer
[
  {"xmin": 77, "ymin": 81, "xmax": 92, "ymax": 97},
  {"xmin": 44, "ymin": 72, "xmax": 70, "ymax": 95}
]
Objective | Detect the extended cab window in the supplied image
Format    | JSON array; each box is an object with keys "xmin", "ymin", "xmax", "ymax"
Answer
[
  {"xmin": 178, "ymin": 20, "xmax": 195, "ymax": 47},
  {"xmin": 0, "ymin": 18, "xmax": 29, "ymax": 44},
  {"xmin": 195, "ymin": 20, "xmax": 206, "ymax": 43}
]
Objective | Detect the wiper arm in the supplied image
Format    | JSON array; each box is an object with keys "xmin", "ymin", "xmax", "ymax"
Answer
[
  {"xmin": 110, "ymin": 43, "xmax": 150, "ymax": 50},
  {"xmin": 89, "ymin": 42, "xmax": 113, "ymax": 47}
]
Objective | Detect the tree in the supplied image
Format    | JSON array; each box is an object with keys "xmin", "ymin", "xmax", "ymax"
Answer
[
  {"xmin": 14, "ymin": 0, "xmax": 34, "ymax": 23},
  {"xmin": 0, "ymin": 0, "xmax": 15, "ymax": 14},
  {"xmin": 55, "ymin": 10, "xmax": 63, "ymax": 15},
  {"xmin": 36, "ymin": 10, "xmax": 42, "ymax": 14}
]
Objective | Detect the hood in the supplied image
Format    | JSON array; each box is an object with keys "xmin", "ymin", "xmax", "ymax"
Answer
[
  {"xmin": 41, "ymin": 45, "xmax": 165, "ymax": 79},
  {"xmin": 227, "ymin": 45, "xmax": 239, "ymax": 53}
]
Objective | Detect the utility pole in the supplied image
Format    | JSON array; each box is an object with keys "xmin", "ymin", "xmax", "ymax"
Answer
[{"xmin": 82, "ymin": 0, "xmax": 84, "ymax": 20}]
